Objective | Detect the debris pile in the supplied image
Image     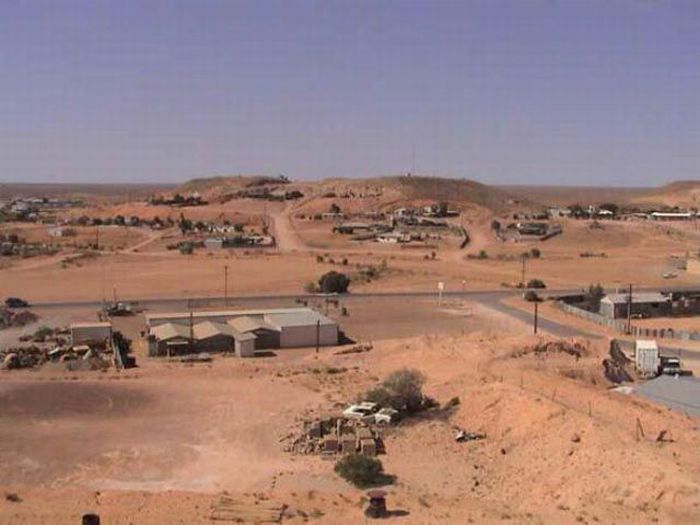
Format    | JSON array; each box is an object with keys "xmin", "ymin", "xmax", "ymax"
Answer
[
  {"xmin": 281, "ymin": 414, "xmax": 383, "ymax": 457},
  {"xmin": 1, "ymin": 344, "xmax": 111, "ymax": 371},
  {"xmin": 334, "ymin": 342, "xmax": 373, "ymax": 355},
  {"xmin": 453, "ymin": 426, "xmax": 486, "ymax": 443},
  {"xmin": 602, "ymin": 340, "xmax": 634, "ymax": 383},
  {"xmin": 0, "ymin": 307, "xmax": 38, "ymax": 330},
  {"xmin": 1, "ymin": 346, "xmax": 46, "ymax": 369},
  {"xmin": 513, "ymin": 339, "xmax": 588, "ymax": 359}
]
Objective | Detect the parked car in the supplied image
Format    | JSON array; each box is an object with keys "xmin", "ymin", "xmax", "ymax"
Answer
[
  {"xmin": 373, "ymin": 407, "xmax": 400, "ymax": 424},
  {"xmin": 343, "ymin": 402, "xmax": 379, "ymax": 422},
  {"xmin": 5, "ymin": 297, "xmax": 29, "ymax": 308},
  {"xmin": 343, "ymin": 403, "xmax": 399, "ymax": 425}
]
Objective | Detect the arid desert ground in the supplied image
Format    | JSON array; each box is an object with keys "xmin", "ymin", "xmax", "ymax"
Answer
[{"xmin": 1, "ymin": 176, "xmax": 700, "ymax": 524}]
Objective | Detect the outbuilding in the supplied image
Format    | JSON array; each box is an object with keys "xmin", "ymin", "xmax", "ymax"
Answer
[
  {"xmin": 234, "ymin": 332, "xmax": 256, "ymax": 357},
  {"xmin": 193, "ymin": 321, "xmax": 236, "ymax": 353},
  {"xmin": 264, "ymin": 310, "xmax": 338, "ymax": 348},
  {"xmin": 145, "ymin": 307, "xmax": 339, "ymax": 353},
  {"xmin": 599, "ymin": 292, "xmax": 671, "ymax": 319},
  {"xmin": 148, "ymin": 322, "xmax": 191, "ymax": 356},
  {"xmin": 228, "ymin": 316, "xmax": 280, "ymax": 349},
  {"xmin": 70, "ymin": 322, "xmax": 112, "ymax": 346}
]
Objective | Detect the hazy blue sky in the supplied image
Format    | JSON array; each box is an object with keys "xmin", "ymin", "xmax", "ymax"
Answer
[{"xmin": 1, "ymin": 1, "xmax": 699, "ymax": 186}]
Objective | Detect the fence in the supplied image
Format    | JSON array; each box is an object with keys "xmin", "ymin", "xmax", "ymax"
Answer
[{"xmin": 554, "ymin": 301, "xmax": 700, "ymax": 342}]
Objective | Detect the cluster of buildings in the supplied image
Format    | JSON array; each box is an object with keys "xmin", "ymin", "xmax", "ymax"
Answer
[
  {"xmin": 547, "ymin": 205, "xmax": 699, "ymax": 222},
  {"xmin": 596, "ymin": 290, "xmax": 700, "ymax": 320},
  {"xmin": 145, "ymin": 307, "xmax": 338, "ymax": 357},
  {"xmin": 202, "ymin": 233, "xmax": 275, "ymax": 250},
  {"xmin": 323, "ymin": 202, "xmax": 458, "ymax": 245},
  {"xmin": 497, "ymin": 221, "xmax": 563, "ymax": 242},
  {"xmin": 0, "ymin": 197, "xmax": 84, "ymax": 222}
]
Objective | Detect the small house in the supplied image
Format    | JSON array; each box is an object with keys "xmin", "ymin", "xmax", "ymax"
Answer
[{"xmin": 599, "ymin": 292, "xmax": 671, "ymax": 319}]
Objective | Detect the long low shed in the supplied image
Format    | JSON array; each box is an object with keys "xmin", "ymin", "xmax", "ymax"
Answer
[{"xmin": 146, "ymin": 307, "xmax": 339, "ymax": 355}]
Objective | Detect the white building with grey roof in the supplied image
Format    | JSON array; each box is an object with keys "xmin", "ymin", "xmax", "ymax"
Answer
[
  {"xmin": 146, "ymin": 307, "xmax": 338, "ymax": 357},
  {"xmin": 599, "ymin": 292, "xmax": 671, "ymax": 319}
]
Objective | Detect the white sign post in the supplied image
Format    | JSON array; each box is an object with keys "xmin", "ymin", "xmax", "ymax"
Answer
[{"xmin": 438, "ymin": 281, "xmax": 444, "ymax": 305}]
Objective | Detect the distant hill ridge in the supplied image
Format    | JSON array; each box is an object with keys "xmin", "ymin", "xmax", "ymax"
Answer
[{"xmin": 174, "ymin": 174, "xmax": 522, "ymax": 212}]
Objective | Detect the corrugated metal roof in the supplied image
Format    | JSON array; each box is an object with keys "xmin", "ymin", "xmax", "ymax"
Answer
[
  {"xmin": 264, "ymin": 310, "xmax": 336, "ymax": 329},
  {"xmin": 232, "ymin": 331, "xmax": 256, "ymax": 342},
  {"xmin": 146, "ymin": 307, "xmax": 317, "ymax": 325},
  {"xmin": 71, "ymin": 322, "xmax": 112, "ymax": 329},
  {"xmin": 227, "ymin": 316, "xmax": 276, "ymax": 333},
  {"xmin": 151, "ymin": 322, "xmax": 191, "ymax": 341},
  {"xmin": 601, "ymin": 292, "xmax": 670, "ymax": 305},
  {"xmin": 193, "ymin": 321, "xmax": 236, "ymax": 340}
]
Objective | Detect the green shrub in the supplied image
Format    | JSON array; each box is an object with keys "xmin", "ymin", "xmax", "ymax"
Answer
[
  {"xmin": 526, "ymin": 278, "xmax": 546, "ymax": 289},
  {"xmin": 334, "ymin": 454, "xmax": 386, "ymax": 488},
  {"xmin": 530, "ymin": 247, "xmax": 541, "ymax": 258},
  {"xmin": 318, "ymin": 271, "xmax": 350, "ymax": 294},
  {"xmin": 382, "ymin": 368, "xmax": 426, "ymax": 412},
  {"xmin": 363, "ymin": 386, "xmax": 394, "ymax": 407},
  {"xmin": 33, "ymin": 326, "xmax": 53, "ymax": 340},
  {"xmin": 524, "ymin": 290, "xmax": 541, "ymax": 302}
]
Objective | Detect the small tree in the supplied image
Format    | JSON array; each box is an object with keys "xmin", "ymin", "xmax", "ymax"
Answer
[
  {"xmin": 584, "ymin": 283, "xmax": 605, "ymax": 311},
  {"xmin": 381, "ymin": 368, "xmax": 426, "ymax": 413},
  {"xmin": 334, "ymin": 454, "xmax": 387, "ymax": 488},
  {"xmin": 33, "ymin": 326, "xmax": 53, "ymax": 340},
  {"xmin": 318, "ymin": 271, "xmax": 350, "ymax": 294},
  {"xmin": 524, "ymin": 290, "xmax": 541, "ymax": 302},
  {"xmin": 363, "ymin": 386, "xmax": 394, "ymax": 407},
  {"xmin": 179, "ymin": 242, "xmax": 194, "ymax": 255},
  {"xmin": 178, "ymin": 213, "xmax": 193, "ymax": 234},
  {"xmin": 478, "ymin": 249, "xmax": 488, "ymax": 260},
  {"xmin": 527, "ymin": 278, "xmax": 546, "ymax": 289},
  {"xmin": 530, "ymin": 247, "xmax": 541, "ymax": 258},
  {"xmin": 329, "ymin": 203, "xmax": 341, "ymax": 214}
]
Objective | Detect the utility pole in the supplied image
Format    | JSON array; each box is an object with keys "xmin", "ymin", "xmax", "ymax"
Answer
[
  {"xmin": 101, "ymin": 261, "xmax": 106, "ymax": 306},
  {"xmin": 315, "ymin": 320, "xmax": 320, "ymax": 354},
  {"xmin": 626, "ymin": 283, "xmax": 633, "ymax": 335},
  {"xmin": 224, "ymin": 265, "xmax": 229, "ymax": 306},
  {"xmin": 533, "ymin": 301, "xmax": 539, "ymax": 334},
  {"xmin": 189, "ymin": 311, "xmax": 194, "ymax": 353}
]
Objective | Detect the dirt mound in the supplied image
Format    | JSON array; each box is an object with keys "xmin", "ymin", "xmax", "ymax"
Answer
[
  {"xmin": 630, "ymin": 180, "xmax": 700, "ymax": 208},
  {"xmin": 388, "ymin": 175, "xmax": 519, "ymax": 211},
  {"xmin": 0, "ymin": 183, "xmax": 173, "ymax": 200},
  {"xmin": 175, "ymin": 175, "xmax": 291, "ymax": 200},
  {"xmin": 0, "ymin": 308, "xmax": 38, "ymax": 330},
  {"xmin": 511, "ymin": 338, "xmax": 588, "ymax": 359}
]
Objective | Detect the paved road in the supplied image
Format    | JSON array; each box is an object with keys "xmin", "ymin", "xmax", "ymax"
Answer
[
  {"xmin": 25, "ymin": 288, "xmax": 597, "ymax": 338},
  {"xmin": 472, "ymin": 292, "xmax": 603, "ymax": 338},
  {"xmin": 25, "ymin": 284, "xmax": 700, "ymax": 338}
]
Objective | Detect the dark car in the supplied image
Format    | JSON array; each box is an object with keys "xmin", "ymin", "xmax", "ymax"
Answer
[{"xmin": 5, "ymin": 297, "xmax": 29, "ymax": 308}]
